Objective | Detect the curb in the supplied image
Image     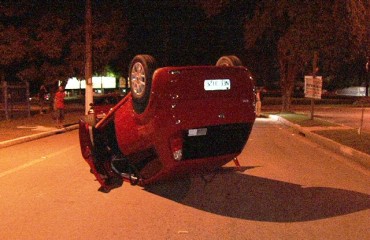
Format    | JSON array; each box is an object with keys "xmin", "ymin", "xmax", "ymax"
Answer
[
  {"xmin": 270, "ymin": 115, "xmax": 370, "ymax": 170},
  {"xmin": 0, "ymin": 124, "xmax": 79, "ymax": 149},
  {"xmin": 1, "ymin": 116, "xmax": 369, "ymax": 171}
]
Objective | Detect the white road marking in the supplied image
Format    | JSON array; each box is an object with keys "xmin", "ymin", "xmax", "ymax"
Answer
[
  {"xmin": 17, "ymin": 125, "xmax": 57, "ymax": 131},
  {"xmin": 0, "ymin": 145, "xmax": 77, "ymax": 178}
]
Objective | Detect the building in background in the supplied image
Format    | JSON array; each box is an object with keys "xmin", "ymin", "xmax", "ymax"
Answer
[
  {"xmin": 63, "ymin": 76, "xmax": 129, "ymax": 97},
  {"xmin": 335, "ymin": 86, "xmax": 369, "ymax": 97}
]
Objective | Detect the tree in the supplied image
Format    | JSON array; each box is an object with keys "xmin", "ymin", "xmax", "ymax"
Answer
[
  {"xmin": 125, "ymin": 1, "xmax": 210, "ymax": 66},
  {"xmin": 29, "ymin": 1, "xmax": 128, "ymax": 85},
  {"xmin": 199, "ymin": 0, "xmax": 255, "ymax": 64},
  {"xmin": 90, "ymin": 2, "xmax": 128, "ymax": 75},
  {"xmin": 0, "ymin": 2, "xmax": 30, "ymax": 81},
  {"xmin": 197, "ymin": 0, "xmax": 230, "ymax": 17},
  {"xmin": 0, "ymin": 1, "xmax": 128, "ymax": 90},
  {"xmin": 25, "ymin": 12, "xmax": 71, "ymax": 85},
  {"xmin": 245, "ymin": 0, "xmax": 369, "ymax": 111}
]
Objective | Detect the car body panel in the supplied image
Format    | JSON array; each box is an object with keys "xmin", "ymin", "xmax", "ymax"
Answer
[{"xmin": 79, "ymin": 65, "xmax": 256, "ymax": 190}]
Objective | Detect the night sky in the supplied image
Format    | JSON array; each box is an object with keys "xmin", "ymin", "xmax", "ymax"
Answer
[
  {"xmin": 16, "ymin": 0, "xmax": 254, "ymax": 65},
  {"xmin": 2, "ymin": 0, "xmax": 258, "ymax": 87},
  {"xmin": 124, "ymin": 1, "xmax": 254, "ymax": 66}
]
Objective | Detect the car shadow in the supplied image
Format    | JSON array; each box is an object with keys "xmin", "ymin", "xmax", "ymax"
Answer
[{"xmin": 144, "ymin": 167, "xmax": 370, "ymax": 222}]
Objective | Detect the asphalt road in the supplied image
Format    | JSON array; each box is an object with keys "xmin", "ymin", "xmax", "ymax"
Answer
[{"xmin": 0, "ymin": 118, "xmax": 369, "ymax": 240}]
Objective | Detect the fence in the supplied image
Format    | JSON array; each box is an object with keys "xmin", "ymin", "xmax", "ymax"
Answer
[{"xmin": 0, "ymin": 81, "xmax": 31, "ymax": 120}]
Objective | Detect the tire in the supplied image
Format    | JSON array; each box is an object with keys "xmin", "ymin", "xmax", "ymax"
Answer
[
  {"xmin": 79, "ymin": 119, "xmax": 93, "ymax": 159},
  {"xmin": 216, "ymin": 55, "xmax": 243, "ymax": 66},
  {"xmin": 129, "ymin": 55, "xmax": 157, "ymax": 114}
]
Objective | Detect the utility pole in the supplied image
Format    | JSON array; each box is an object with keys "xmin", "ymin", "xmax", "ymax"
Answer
[{"xmin": 85, "ymin": 0, "xmax": 93, "ymax": 115}]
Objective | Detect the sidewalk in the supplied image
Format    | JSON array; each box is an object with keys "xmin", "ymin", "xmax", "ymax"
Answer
[
  {"xmin": 268, "ymin": 114, "xmax": 370, "ymax": 170},
  {"xmin": 1, "ymin": 104, "xmax": 369, "ymax": 170},
  {"xmin": 0, "ymin": 105, "xmax": 84, "ymax": 148}
]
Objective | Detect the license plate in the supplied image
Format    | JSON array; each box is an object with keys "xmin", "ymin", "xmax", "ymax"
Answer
[
  {"xmin": 204, "ymin": 79, "xmax": 231, "ymax": 91},
  {"xmin": 188, "ymin": 128, "xmax": 207, "ymax": 137}
]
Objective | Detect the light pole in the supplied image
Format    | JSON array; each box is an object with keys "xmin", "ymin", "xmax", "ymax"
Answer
[{"xmin": 85, "ymin": 0, "xmax": 93, "ymax": 115}]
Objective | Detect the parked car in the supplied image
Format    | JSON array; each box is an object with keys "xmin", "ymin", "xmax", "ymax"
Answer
[
  {"xmin": 88, "ymin": 93, "xmax": 125, "ymax": 121},
  {"xmin": 79, "ymin": 55, "xmax": 256, "ymax": 192}
]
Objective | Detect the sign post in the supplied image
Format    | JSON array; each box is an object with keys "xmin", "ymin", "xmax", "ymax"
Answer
[
  {"xmin": 306, "ymin": 51, "xmax": 321, "ymax": 120},
  {"xmin": 304, "ymin": 75, "xmax": 323, "ymax": 120}
]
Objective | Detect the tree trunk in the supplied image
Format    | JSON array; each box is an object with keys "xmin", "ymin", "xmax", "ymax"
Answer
[
  {"xmin": 281, "ymin": 87, "xmax": 293, "ymax": 112},
  {"xmin": 280, "ymin": 59, "xmax": 298, "ymax": 112}
]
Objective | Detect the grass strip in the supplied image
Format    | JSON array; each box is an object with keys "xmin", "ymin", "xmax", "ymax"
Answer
[
  {"xmin": 314, "ymin": 129, "xmax": 370, "ymax": 155},
  {"xmin": 277, "ymin": 113, "xmax": 370, "ymax": 155},
  {"xmin": 277, "ymin": 113, "xmax": 338, "ymax": 127}
]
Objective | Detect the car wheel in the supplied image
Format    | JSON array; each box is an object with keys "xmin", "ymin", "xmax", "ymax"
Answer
[
  {"xmin": 216, "ymin": 55, "xmax": 243, "ymax": 66},
  {"xmin": 129, "ymin": 54, "xmax": 157, "ymax": 114},
  {"xmin": 79, "ymin": 119, "xmax": 93, "ymax": 159}
]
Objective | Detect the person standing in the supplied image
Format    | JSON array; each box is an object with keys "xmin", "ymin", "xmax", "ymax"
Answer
[
  {"xmin": 255, "ymin": 88, "xmax": 262, "ymax": 117},
  {"xmin": 38, "ymin": 85, "xmax": 48, "ymax": 114},
  {"xmin": 54, "ymin": 86, "xmax": 66, "ymax": 128}
]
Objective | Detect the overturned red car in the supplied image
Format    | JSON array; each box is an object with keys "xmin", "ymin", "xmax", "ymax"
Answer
[{"xmin": 79, "ymin": 55, "xmax": 256, "ymax": 192}]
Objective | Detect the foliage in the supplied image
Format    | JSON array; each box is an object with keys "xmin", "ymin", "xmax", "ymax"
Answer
[
  {"xmin": 0, "ymin": 25, "xmax": 28, "ymax": 66},
  {"xmin": 1, "ymin": 0, "xmax": 368, "ymax": 99},
  {"xmin": 0, "ymin": 1, "xmax": 128, "ymax": 88},
  {"xmin": 245, "ymin": 0, "xmax": 369, "ymax": 111},
  {"xmin": 197, "ymin": 0, "xmax": 230, "ymax": 17},
  {"xmin": 0, "ymin": 2, "xmax": 29, "ymax": 81}
]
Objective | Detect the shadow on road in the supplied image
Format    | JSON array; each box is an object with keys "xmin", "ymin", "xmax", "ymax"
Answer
[{"xmin": 145, "ymin": 167, "xmax": 370, "ymax": 222}]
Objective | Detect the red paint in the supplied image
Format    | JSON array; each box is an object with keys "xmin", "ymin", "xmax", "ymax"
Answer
[{"xmin": 79, "ymin": 65, "xmax": 256, "ymax": 191}]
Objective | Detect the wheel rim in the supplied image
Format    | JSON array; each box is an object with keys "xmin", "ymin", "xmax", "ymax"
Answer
[{"xmin": 131, "ymin": 62, "xmax": 146, "ymax": 97}]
